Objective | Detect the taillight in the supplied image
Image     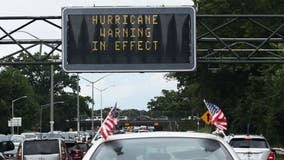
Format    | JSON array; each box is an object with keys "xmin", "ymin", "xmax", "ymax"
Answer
[
  {"xmin": 62, "ymin": 153, "xmax": 67, "ymax": 160},
  {"xmin": 267, "ymin": 151, "xmax": 275, "ymax": 160},
  {"xmin": 75, "ymin": 149, "xmax": 81, "ymax": 154},
  {"xmin": 17, "ymin": 147, "xmax": 22, "ymax": 160},
  {"xmin": 61, "ymin": 146, "xmax": 67, "ymax": 160}
]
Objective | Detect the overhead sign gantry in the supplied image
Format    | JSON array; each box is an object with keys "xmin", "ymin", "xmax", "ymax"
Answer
[{"xmin": 62, "ymin": 6, "xmax": 196, "ymax": 72}]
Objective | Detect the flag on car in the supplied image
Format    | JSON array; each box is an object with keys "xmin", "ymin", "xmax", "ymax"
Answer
[
  {"xmin": 100, "ymin": 103, "xmax": 118, "ymax": 140},
  {"xmin": 203, "ymin": 100, "xmax": 227, "ymax": 131}
]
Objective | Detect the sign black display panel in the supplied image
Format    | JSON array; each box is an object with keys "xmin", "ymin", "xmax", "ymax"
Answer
[{"xmin": 62, "ymin": 7, "xmax": 196, "ymax": 72}]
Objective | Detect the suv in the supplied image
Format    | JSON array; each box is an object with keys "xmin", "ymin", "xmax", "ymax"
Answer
[
  {"xmin": 17, "ymin": 138, "xmax": 69, "ymax": 160},
  {"xmin": 228, "ymin": 134, "xmax": 275, "ymax": 160}
]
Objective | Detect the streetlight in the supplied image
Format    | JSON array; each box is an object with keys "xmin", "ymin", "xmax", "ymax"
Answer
[
  {"xmin": 80, "ymin": 74, "xmax": 109, "ymax": 131},
  {"xmin": 14, "ymin": 30, "xmax": 43, "ymax": 53},
  {"xmin": 40, "ymin": 101, "xmax": 64, "ymax": 133},
  {"xmin": 11, "ymin": 95, "xmax": 27, "ymax": 135},
  {"xmin": 93, "ymin": 85, "xmax": 115, "ymax": 125}
]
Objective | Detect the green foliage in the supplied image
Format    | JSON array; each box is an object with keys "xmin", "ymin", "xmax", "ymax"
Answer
[
  {"xmin": 0, "ymin": 67, "xmax": 38, "ymax": 133},
  {"xmin": 198, "ymin": 0, "xmax": 283, "ymax": 14},
  {"xmin": 11, "ymin": 52, "xmax": 78, "ymax": 100},
  {"xmin": 0, "ymin": 52, "xmax": 91, "ymax": 133}
]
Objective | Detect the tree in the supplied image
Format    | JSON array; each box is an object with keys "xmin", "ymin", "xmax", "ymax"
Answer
[
  {"xmin": 3, "ymin": 52, "xmax": 92, "ymax": 132},
  {"xmin": 9, "ymin": 52, "xmax": 78, "ymax": 103},
  {"xmin": 0, "ymin": 67, "xmax": 39, "ymax": 133}
]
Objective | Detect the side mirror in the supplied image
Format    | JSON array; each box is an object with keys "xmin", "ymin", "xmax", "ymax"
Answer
[{"xmin": 0, "ymin": 141, "xmax": 14, "ymax": 152}]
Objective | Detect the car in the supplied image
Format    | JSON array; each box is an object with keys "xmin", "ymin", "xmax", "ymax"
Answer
[
  {"xmin": 17, "ymin": 138, "xmax": 70, "ymax": 160},
  {"xmin": 134, "ymin": 115, "xmax": 152, "ymax": 121},
  {"xmin": 45, "ymin": 131, "xmax": 65, "ymax": 139},
  {"xmin": 65, "ymin": 140, "xmax": 82, "ymax": 160},
  {"xmin": 117, "ymin": 116, "xmax": 129, "ymax": 121},
  {"xmin": 3, "ymin": 134, "xmax": 24, "ymax": 158},
  {"xmin": 20, "ymin": 132, "xmax": 38, "ymax": 140},
  {"xmin": 76, "ymin": 142, "xmax": 89, "ymax": 157},
  {"xmin": 83, "ymin": 131, "xmax": 240, "ymax": 160},
  {"xmin": 155, "ymin": 116, "xmax": 169, "ymax": 121},
  {"xmin": 227, "ymin": 134, "xmax": 275, "ymax": 160},
  {"xmin": 65, "ymin": 140, "xmax": 89, "ymax": 160},
  {"xmin": 0, "ymin": 139, "xmax": 14, "ymax": 160},
  {"xmin": 0, "ymin": 135, "xmax": 9, "ymax": 142}
]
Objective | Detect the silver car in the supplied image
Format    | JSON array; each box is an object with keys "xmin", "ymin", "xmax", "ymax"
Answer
[
  {"xmin": 83, "ymin": 131, "xmax": 240, "ymax": 160},
  {"xmin": 17, "ymin": 138, "xmax": 69, "ymax": 160},
  {"xmin": 228, "ymin": 134, "xmax": 275, "ymax": 160}
]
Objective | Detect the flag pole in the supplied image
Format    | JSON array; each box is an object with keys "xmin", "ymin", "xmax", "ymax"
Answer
[
  {"xmin": 203, "ymin": 99, "xmax": 210, "ymax": 113},
  {"xmin": 92, "ymin": 103, "xmax": 117, "ymax": 143}
]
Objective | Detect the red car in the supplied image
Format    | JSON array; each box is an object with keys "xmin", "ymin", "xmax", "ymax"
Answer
[{"xmin": 65, "ymin": 140, "xmax": 89, "ymax": 160}]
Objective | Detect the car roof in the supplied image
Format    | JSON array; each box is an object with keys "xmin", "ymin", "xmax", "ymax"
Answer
[
  {"xmin": 86, "ymin": 131, "xmax": 240, "ymax": 160},
  {"xmin": 23, "ymin": 138, "xmax": 63, "ymax": 142},
  {"xmin": 101, "ymin": 131, "xmax": 224, "ymax": 142}
]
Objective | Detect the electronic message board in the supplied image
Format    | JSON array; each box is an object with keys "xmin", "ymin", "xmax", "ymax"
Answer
[{"xmin": 62, "ymin": 7, "xmax": 196, "ymax": 72}]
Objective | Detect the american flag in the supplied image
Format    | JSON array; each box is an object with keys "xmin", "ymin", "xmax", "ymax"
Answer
[
  {"xmin": 100, "ymin": 104, "xmax": 118, "ymax": 140},
  {"xmin": 203, "ymin": 100, "xmax": 227, "ymax": 131}
]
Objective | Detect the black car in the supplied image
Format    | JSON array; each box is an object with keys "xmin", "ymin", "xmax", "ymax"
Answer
[
  {"xmin": 0, "ymin": 139, "xmax": 14, "ymax": 160},
  {"xmin": 65, "ymin": 140, "xmax": 89, "ymax": 160}
]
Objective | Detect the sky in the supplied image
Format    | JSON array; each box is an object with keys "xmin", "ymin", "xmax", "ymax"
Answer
[{"xmin": 0, "ymin": 0, "xmax": 196, "ymax": 110}]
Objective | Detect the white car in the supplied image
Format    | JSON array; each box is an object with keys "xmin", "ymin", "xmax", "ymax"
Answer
[
  {"xmin": 84, "ymin": 131, "xmax": 240, "ymax": 160},
  {"xmin": 228, "ymin": 134, "xmax": 275, "ymax": 160},
  {"xmin": 20, "ymin": 132, "xmax": 38, "ymax": 140}
]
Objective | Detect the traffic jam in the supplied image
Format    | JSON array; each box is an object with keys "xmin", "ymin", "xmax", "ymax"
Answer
[{"xmin": 1, "ymin": 101, "xmax": 283, "ymax": 160}]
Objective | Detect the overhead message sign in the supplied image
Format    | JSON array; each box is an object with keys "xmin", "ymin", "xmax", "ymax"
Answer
[{"xmin": 62, "ymin": 7, "xmax": 196, "ymax": 72}]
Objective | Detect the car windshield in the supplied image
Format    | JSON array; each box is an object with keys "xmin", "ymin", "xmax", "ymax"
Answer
[
  {"xmin": 90, "ymin": 137, "xmax": 234, "ymax": 160},
  {"xmin": 229, "ymin": 138, "xmax": 268, "ymax": 148},
  {"xmin": 23, "ymin": 140, "xmax": 59, "ymax": 155}
]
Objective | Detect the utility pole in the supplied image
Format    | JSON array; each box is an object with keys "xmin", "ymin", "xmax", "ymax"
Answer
[
  {"xmin": 77, "ymin": 74, "xmax": 80, "ymax": 137},
  {"xmin": 91, "ymin": 82, "xmax": 94, "ymax": 131},
  {"xmin": 80, "ymin": 74, "xmax": 109, "ymax": 131},
  {"xmin": 50, "ymin": 55, "xmax": 54, "ymax": 133},
  {"xmin": 94, "ymin": 85, "xmax": 115, "ymax": 125}
]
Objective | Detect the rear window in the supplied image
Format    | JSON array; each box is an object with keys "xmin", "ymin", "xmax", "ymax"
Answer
[
  {"xmin": 90, "ymin": 138, "xmax": 234, "ymax": 160},
  {"xmin": 23, "ymin": 140, "xmax": 59, "ymax": 155},
  {"xmin": 229, "ymin": 138, "xmax": 268, "ymax": 148},
  {"xmin": 78, "ymin": 143, "xmax": 88, "ymax": 151}
]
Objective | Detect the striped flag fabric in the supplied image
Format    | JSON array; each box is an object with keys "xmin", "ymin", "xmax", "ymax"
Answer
[
  {"xmin": 203, "ymin": 100, "xmax": 227, "ymax": 131},
  {"xmin": 100, "ymin": 105, "xmax": 118, "ymax": 140}
]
